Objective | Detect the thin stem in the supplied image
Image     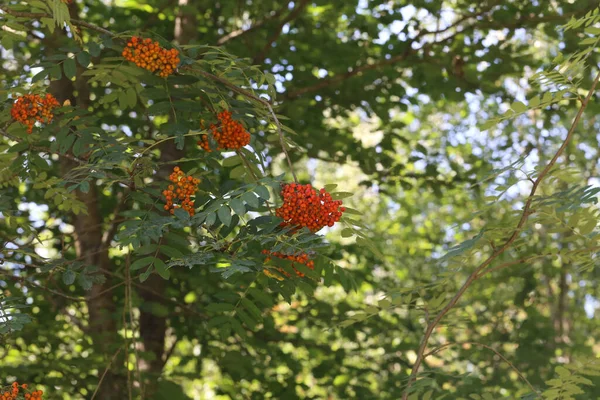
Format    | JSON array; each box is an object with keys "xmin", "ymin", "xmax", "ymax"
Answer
[
  {"xmin": 90, "ymin": 346, "xmax": 123, "ymax": 400},
  {"xmin": 0, "ymin": 6, "xmax": 117, "ymax": 38},
  {"xmin": 129, "ymin": 130, "xmax": 206, "ymax": 169},
  {"xmin": 425, "ymin": 341, "xmax": 537, "ymax": 395},
  {"xmin": 236, "ymin": 149, "xmax": 275, "ymax": 216}
]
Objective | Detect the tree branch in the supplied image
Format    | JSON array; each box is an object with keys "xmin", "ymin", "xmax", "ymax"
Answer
[
  {"xmin": 252, "ymin": 0, "xmax": 310, "ymax": 65},
  {"xmin": 0, "ymin": 6, "xmax": 115, "ymax": 37},
  {"xmin": 401, "ymin": 68, "xmax": 600, "ymax": 399},
  {"xmin": 425, "ymin": 341, "xmax": 537, "ymax": 395},
  {"xmin": 216, "ymin": 5, "xmax": 288, "ymax": 45},
  {"xmin": 284, "ymin": 5, "xmax": 591, "ymax": 99}
]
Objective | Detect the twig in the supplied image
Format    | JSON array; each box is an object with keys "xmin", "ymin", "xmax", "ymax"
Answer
[
  {"xmin": 216, "ymin": 5, "xmax": 288, "ymax": 45},
  {"xmin": 126, "ymin": 253, "xmax": 144, "ymax": 399},
  {"xmin": 401, "ymin": 68, "xmax": 600, "ymax": 399},
  {"xmin": 252, "ymin": 0, "xmax": 310, "ymax": 64},
  {"xmin": 90, "ymin": 346, "xmax": 123, "ymax": 400},
  {"xmin": 0, "ymin": 6, "xmax": 116, "ymax": 38},
  {"xmin": 122, "ymin": 273, "xmax": 132, "ymax": 400},
  {"xmin": 425, "ymin": 341, "xmax": 537, "ymax": 395}
]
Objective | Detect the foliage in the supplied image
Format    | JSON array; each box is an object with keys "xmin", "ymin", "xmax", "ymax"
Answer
[{"xmin": 2, "ymin": 0, "xmax": 600, "ymax": 399}]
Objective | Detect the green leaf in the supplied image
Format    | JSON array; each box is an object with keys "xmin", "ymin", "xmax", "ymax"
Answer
[
  {"xmin": 236, "ymin": 309, "xmax": 257, "ymax": 330},
  {"xmin": 585, "ymin": 27, "xmax": 600, "ymax": 35},
  {"xmin": 341, "ymin": 228, "xmax": 354, "ymax": 238},
  {"xmin": 479, "ymin": 120, "xmax": 496, "ymax": 131},
  {"xmin": 206, "ymin": 303, "xmax": 235, "ymax": 313},
  {"xmin": 242, "ymin": 192, "xmax": 259, "ymax": 208},
  {"xmin": 88, "ymin": 42, "xmax": 101, "ymax": 57},
  {"xmin": 50, "ymin": 64, "xmax": 62, "ymax": 80},
  {"xmin": 76, "ymin": 51, "xmax": 91, "ymax": 67},
  {"xmin": 63, "ymin": 58, "xmax": 77, "ymax": 79},
  {"xmin": 160, "ymin": 245, "xmax": 184, "ymax": 259},
  {"xmin": 241, "ymin": 297, "xmax": 263, "ymax": 321},
  {"xmin": 139, "ymin": 266, "xmax": 153, "ymax": 283},
  {"xmin": 331, "ymin": 192, "xmax": 353, "ymax": 200},
  {"xmin": 222, "ymin": 155, "xmax": 242, "ymax": 167},
  {"xmin": 62, "ymin": 270, "xmax": 76, "ymax": 285},
  {"xmin": 137, "ymin": 245, "xmax": 158, "ymax": 255},
  {"xmin": 147, "ymin": 101, "xmax": 172, "ymax": 115},
  {"xmin": 510, "ymin": 100, "xmax": 527, "ymax": 113},
  {"xmin": 131, "ymin": 256, "xmax": 155, "ymax": 271},
  {"xmin": 230, "ymin": 165, "xmax": 246, "ymax": 180},
  {"xmin": 342, "ymin": 207, "xmax": 362, "ymax": 215},
  {"xmin": 217, "ymin": 206, "xmax": 232, "ymax": 226},
  {"xmin": 205, "ymin": 212, "xmax": 216, "ymax": 226},
  {"xmin": 154, "ymin": 259, "xmax": 170, "ymax": 280},
  {"xmin": 229, "ymin": 198, "xmax": 246, "ymax": 216},
  {"xmin": 248, "ymin": 287, "xmax": 273, "ymax": 308},
  {"xmin": 254, "ymin": 185, "xmax": 270, "ymax": 200},
  {"xmin": 126, "ymin": 87, "xmax": 137, "ymax": 108},
  {"xmin": 79, "ymin": 180, "xmax": 90, "ymax": 193},
  {"xmin": 580, "ymin": 219, "xmax": 596, "ymax": 235}
]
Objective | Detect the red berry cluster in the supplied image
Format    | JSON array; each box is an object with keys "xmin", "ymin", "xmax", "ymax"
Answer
[
  {"xmin": 162, "ymin": 167, "xmax": 200, "ymax": 216},
  {"xmin": 122, "ymin": 37, "xmax": 180, "ymax": 78},
  {"xmin": 276, "ymin": 183, "xmax": 345, "ymax": 232},
  {"xmin": 262, "ymin": 249, "xmax": 315, "ymax": 278},
  {"xmin": 198, "ymin": 111, "xmax": 250, "ymax": 151},
  {"xmin": 10, "ymin": 94, "xmax": 60, "ymax": 134},
  {"xmin": 1, "ymin": 382, "xmax": 43, "ymax": 400}
]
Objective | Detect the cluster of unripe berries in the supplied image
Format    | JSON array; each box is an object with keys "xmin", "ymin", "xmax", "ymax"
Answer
[
  {"xmin": 122, "ymin": 37, "xmax": 180, "ymax": 78},
  {"xmin": 276, "ymin": 183, "xmax": 345, "ymax": 232},
  {"xmin": 262, "ymin": 249, "xmax": 315, "ymax": 279},
  {"xmin": 1, "ymin": 382, "xmax": 43, "ymax": 400},
  {"xmin": 198, "ymin": 111, "xmax": 250, "ymax": 151},
  {"xmin": 162, "ymin": 167, "xmax": 200, "ymax": 216},
  {"xmin": 10, "ymin": 94, "xmax": 60, "ymax": 134}
]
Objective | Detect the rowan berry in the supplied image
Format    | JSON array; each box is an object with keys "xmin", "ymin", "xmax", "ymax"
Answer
[
  {"xmin": 0, "ymin": 381, "xmax": 43, "ymax": 400},
  {"xmin": 275, "ymin": 183, "xmax": 345, "ymax": 232},
  {"xmin": 10, "ymin": 94, "xmax": 60, "ymax": 134},
  {"xmin": 262, "ymin": 249, "xmax": 315, "ymax": 278},
  {"xmin": 122, "ymin": 36, "xmax": 180, "ymax": 78},
  {"xmin": 197, "ymin": 111, "xmax": 250, "ymax": 151},
  {"xmin": 163, "ymin": 167, "xmax": 200, "ymax": 216}
]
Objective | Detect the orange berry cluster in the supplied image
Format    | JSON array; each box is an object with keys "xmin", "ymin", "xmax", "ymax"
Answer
[
  {"xmin": 262, "ymin": 249, "xmax": 315, "ymax": 278},
  {"xmin": 162, "ymin": 166, "xmax": 200, "ymax": 216},
  {"xmin": 10, "ymin": 94, "xmax": 60, "ymax": 134},
  {"xmin": 198, "ymin": 111, "xmax": 250, "ymax": 151},
  {"xmin": 276, "ymin": 183, "xmax": 345, "ymax": 232},
  {"xmin": 122, "ymin": 37, "xmax": 180, "ymax": 78},
  {"xmin": 1, "ymin": 382, "xmax": 43, "ymax": 400}
]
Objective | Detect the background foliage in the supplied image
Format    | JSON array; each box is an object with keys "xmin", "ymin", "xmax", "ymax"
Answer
[{"xmin": 2, "ymin": 0, "xmax": 600, "ymax": 399}]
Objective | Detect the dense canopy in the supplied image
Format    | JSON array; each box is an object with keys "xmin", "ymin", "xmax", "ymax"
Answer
[{"xmin": 2, "ymin": 1, "xmax": 600, "ymax": 399}]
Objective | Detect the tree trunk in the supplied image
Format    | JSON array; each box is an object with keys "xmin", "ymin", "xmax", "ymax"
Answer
[
  {"xmin": 45, "ymin": 4, "xmax": 126, "ymax": 398},
  {"xmin": 136, "ymin": 1, "xmax": 198, "ymax": 396}
]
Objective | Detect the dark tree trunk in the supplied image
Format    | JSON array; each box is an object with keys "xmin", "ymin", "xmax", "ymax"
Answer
[
  {"xmin": 136, "ymin": 1, "xmax": 198, "ymax": 396},
  {"xmin": 45, "ymin": 4, "xmax": 127, "ymax": 399}
]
